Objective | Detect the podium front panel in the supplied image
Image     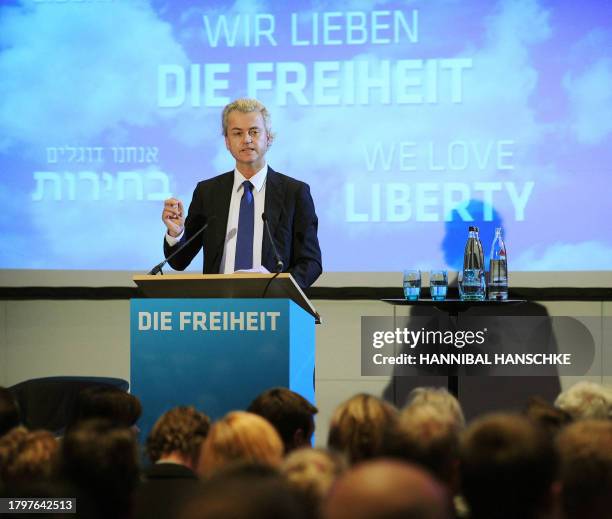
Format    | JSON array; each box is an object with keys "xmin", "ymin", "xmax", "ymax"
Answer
[{"xmin": 130, "ymin": 298, "xmax": 315, "ymax": 440}]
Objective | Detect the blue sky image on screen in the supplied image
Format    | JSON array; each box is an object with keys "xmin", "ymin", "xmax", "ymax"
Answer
[{"xmin": 0, "ymin": 0, "xmax": 610, "ymax": 271}]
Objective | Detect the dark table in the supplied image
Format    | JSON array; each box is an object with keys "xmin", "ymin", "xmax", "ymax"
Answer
[{"xmin": 381, "ymin": 299, "xmax": 526, "ymax": 396}]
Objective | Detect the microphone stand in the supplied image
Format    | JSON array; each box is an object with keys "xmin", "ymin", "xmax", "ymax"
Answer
[
  {"xmin": 262, "ymin": 212, "xmax": 283, "ymax": 273},
  {"xmin": 147, "ymin": 219, "xmax": 211, "ymax": 275},
  {"xmin": 261, "ymin": 213, "xmax": 283, "ymax": 298}
]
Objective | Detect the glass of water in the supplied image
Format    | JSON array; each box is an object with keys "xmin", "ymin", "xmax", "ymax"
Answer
[
  {"xmin": 459, "ymin": 268, "xmax": 485, "ymax": 301},
  {"xmin": 429, "ymin": 270, "xmax": 448, "ymax": 301},
  {"xmin": 403, "ymin": 270, "xmax": 421, "ymax": 301}
]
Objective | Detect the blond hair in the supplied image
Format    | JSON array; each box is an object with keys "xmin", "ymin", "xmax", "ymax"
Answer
[
  {"xmin": 386, "ymin": 404, "xmax": 461, "ymax": 488},
  {"xmin": 327, "ymin": 394, "xmax": 397, "ymax": 464},
  {"xmin": 555, "ymin": 381, "xmax": 612, "ymax": 420},
  {"xmin": 221, "ymin": 98, "xmax": 274, "ymax": 141},
  {"xmin": 406, "ymin": 387, "xmax": 465, "ymax": 429},
  {"xmin": 282, "ymin": 447, "xmax": 347, "ymax": 511},
  {"xmin": 198, "ymin": 411, "xmax": 283, "ymax": 476}
]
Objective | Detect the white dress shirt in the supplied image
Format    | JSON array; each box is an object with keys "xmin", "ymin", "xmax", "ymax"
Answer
[{"xmin": 165, "ymin": 165, "xmax": 267, "ymax": 273}]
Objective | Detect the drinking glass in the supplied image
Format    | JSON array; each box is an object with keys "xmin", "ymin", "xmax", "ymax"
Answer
[
  {"xmin": 403, "ymin": 270, "xmax": 421, "ymax": 301},
  {"xmin": 459, "ymin": 268, "xmax": 485, "ymax": 301},
  {"xmin": 429, "ymin": 270, "xmax": 448, "ymax": 301}
]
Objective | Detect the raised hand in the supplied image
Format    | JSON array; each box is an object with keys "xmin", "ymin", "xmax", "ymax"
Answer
[{"xmin": 162, "ymin": 198, "xmax": 185, "ymax": 237}]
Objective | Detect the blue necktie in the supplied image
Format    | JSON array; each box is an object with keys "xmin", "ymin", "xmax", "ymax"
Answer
[{"xmin": 235, "ymin": 180, "xmax": 254, "ymax": 270}]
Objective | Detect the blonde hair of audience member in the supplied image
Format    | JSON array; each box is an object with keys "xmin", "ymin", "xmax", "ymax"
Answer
[
  {"xmin": 197, "ymin": 411, "xmax": 283, "ymax": 477},
  {"xmin": 554, "ymin": 381, "xmax": 612, "ymax": 420},
  {"xmin": 385, "ymin": 404, "xmax": 461, "ymax": 493},
  {"xmin": 405, "ymin": 387, "xmax": 465, "ymax": 429},
  {"xmin": 146, "ymin": 406, "xmax": 210, "ymax": 470},
  {"xmin": 282, "ymin": 447, "xmax": 348, "ymax": 516},
  {"xmin": 327, "ymin": 393, "xmax": 398, "ymax": 464},
  {"xmin": 556, "ymin": 419, "xmax": 612, "ymax": 519}
]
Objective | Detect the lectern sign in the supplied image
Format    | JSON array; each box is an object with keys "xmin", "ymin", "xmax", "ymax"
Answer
[
  {"xmin": 131, "ymin": 298, "xmax": 314, "ymax": 441},
  {"xmin": 136, "ymin": 309, "xmax": 282, "ymax": 332}
]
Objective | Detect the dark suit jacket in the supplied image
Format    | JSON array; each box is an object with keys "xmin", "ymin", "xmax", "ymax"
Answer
[
  {"xmin": 163, "ymin": 167, "xmax": 322, "ymax": 288},
  {"xmin": 132, "ymin": 463, "xmax": 198, "ymax": 519}
]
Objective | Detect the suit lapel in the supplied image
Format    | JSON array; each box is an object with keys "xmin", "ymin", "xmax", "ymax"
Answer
[{"xmin": 263, "ymin": 167, "xmax": 284, "ymax": 267}]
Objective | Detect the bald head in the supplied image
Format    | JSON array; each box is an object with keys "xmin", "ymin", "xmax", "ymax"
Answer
[{"xmin": 323, "ymin": 460, "xmax": 450, "ymax": 519}]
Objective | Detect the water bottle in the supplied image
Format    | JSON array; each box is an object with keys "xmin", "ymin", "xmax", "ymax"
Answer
[
  {"xmin": 488, "ymin": 227, "xmax": 508, "ymax": 300},
  {"xmin": 461, "ymin": 226, "xmax": 486, "ymax": 300}
]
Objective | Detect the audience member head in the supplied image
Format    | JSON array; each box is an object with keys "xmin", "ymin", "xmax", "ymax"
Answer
[
  {"xmin": 282, "ymin": 447, "xmax": 348, "ymax": 518},
  {"xmin": 323, "ymin": 459, "xmax": 450, "ymax": 519},
  {"xmin": 180, "ymin": 463, "xmax": 308, "ymax": 519},
  {"xmin": 327, "ymin": 394, "xmax": 397, "ymax": 464},
  {"xmin": 383, "ymin": 404, "xmax": 460, "ymax": 492},
  {"xmin": 556, "ymin": 419, "xmax": 612, "ymax": 519},
  {"xmin": 248, "ymin": 387, "xmax": 318, "ymax": 453},
  {"xmin": 71, "ymin": 385, "xmax": 142, "ymax": 428},
  {"xmin": 59, "ymin": 419, "xmax": 140, "ymax": 519},
  {"xmin": 460, "ymin": 413, "xmax": 558, "ymax": 519},
  {"xmin": 555, "ymin": 381, "xmax": 612, "ymax": 420},
  {"xmin": 405, "ymin": 387, "xmax": 465, "ymax": 430},
  {"xmin": 1, "ymin": 430, "xmax": 58, "ymax": 490},
  {"xmin": 146, "ymin": 406, "xmax": 210, "ymax": 470},
  {"xmin": 524, "ymin": 395, "xmax": 572, "ymax": 439},
  {"xmin": 197, "ymin": 411, "xmax": 283, "ymax": 477},
  {"xmin": 0, "ymin": 387, "xmax": 20, "ymax": 436},
  {"xmin": 0, "ymin": 426, "xmax": 29, "ymax": 486}
]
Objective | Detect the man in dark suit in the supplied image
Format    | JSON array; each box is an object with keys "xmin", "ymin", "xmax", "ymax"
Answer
[{"xmin": 162, "ymin": 99, "xmax": 322, "ymax": 288}]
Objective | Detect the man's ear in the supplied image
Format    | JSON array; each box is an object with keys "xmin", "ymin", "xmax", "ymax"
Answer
[{"xmin": 292, "ymin": 428, "xmax": 308, "ymax": 449}]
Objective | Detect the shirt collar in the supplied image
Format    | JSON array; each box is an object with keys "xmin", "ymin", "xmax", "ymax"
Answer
[{"xmin": 233, "ymin": 164, "xmax": 267, "ymax": 193}]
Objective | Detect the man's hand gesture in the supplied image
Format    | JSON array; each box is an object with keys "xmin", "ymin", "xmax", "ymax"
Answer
[{"xmin": 162, "ymin": 198, "xmax": 185, "ymax": 237}]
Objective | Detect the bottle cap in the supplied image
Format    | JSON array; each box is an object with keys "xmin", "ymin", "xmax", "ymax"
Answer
[{"xmin": 468, "ymin": 226, "xmax": 479, "ymax": 232}]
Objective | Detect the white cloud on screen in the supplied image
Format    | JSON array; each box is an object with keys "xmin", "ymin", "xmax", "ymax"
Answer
[
  {"xmin": 26, "ymin": 166, "xmax": 170, "ymax": 269},
  {"xmin": 514, "ymin": 241, "xmax": 612, "ymax": 271},
  {"xmin": 180, "ymin": 0, "xmax": 271, "ymax": 47},
  {"xmin": 2, "ymin": 0, "xmax": 606, "ymax": 270},
  {"xmin": 0, "ymin": 185, "xmax": 39, "ymax": 268},
  {"xmin": 152, "ymin": 0, "xmax": 554, "ymax": 256},
  {"xmin": 564, "ymin": 57, "xmax": 612, "ymax": 146},
  {"xmin": 0, "ymin": 1, "xmax": 188, "ymax": 152},
  {"xmin": 168, "ymin": 109, "xmax": 221, "ymax": 148},
  {"xmin": 267, "ymin": 0, "xmax": 551, "ymax": 165},
  {"xmin": 255, "ymin": 0, "xmax": 553, "ymax": 238},
  {"xmin": 229, "ymin": 0, "xmax": 271, "ymax": 14},
  {"xmin": 294, "ymin": 0, "xmax": 393, "ymax": 16}
]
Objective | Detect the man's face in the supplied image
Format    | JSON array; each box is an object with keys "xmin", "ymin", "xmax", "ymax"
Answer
[{"xmin": 224, "ymin": 110, "xmax": 271, "ymax": 174}]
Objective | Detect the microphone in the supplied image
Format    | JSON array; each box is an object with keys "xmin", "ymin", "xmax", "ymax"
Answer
[
  {"xmin": 147, "ymin": 216, "xmax": 214, "ymax": 275},
  {"xmin": 262, "ymin": 213, "xmax": 283, "ymax": 273}
]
